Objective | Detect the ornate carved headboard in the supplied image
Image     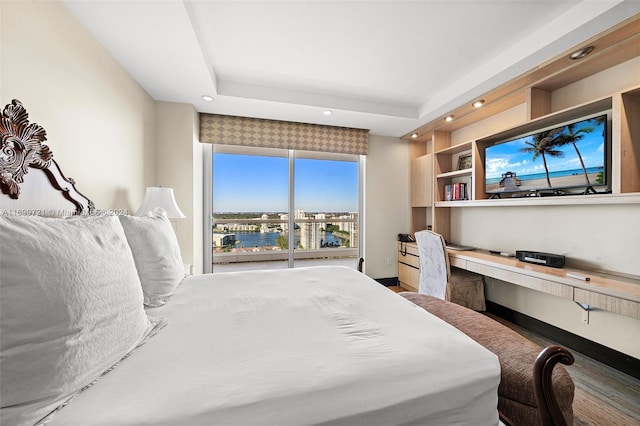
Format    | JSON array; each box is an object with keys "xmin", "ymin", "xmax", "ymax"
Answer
[{"xmin": 0, "ymin": 99, "xmax": 94, "ymax": 215}]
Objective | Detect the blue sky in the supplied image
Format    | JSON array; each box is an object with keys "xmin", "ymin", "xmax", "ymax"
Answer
[
  {"xmin": 213, "ymin": 153, "xmax": 358, "ymax": 212},
  {"xmin": 485, "ymin": 118, "xmax": 606, "ymax": 180}
]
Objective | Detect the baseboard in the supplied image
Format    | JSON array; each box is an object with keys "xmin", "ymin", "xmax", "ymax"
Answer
[
  {"xmin": 486, "ymin": 301, "xmax": 640, "ymax": 380},
  {"xmin": 375, "ymin": 277, "xmax": 399, "ymax": 287}
]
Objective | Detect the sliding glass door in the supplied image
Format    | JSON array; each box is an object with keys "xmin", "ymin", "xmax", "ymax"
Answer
[
  {"xmin": 205, "ymin": 145, "xmax": 361, "ymax": 272},
  {"xmin": 292, "ymin": 152, "xmax": 359, "ymax": 267}
]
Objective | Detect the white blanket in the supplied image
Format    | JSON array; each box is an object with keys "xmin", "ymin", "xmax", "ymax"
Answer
[{"xmin": 47, "ymin": 266, "xmax": 500, "ymax": 425}]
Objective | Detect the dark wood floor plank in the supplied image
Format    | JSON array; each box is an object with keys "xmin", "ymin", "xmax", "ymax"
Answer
[
  {"xmin": 486, "ymin": 313, "xmax": 640, "ymax": 424},
  {"xmin": 391, "ymin": 293, "xmax": 640, "ymax": 423}
]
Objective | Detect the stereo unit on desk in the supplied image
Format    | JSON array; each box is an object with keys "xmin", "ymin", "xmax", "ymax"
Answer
[{"xmin": 515, "ymin": 251, "xmax": 565, "ymax": 268}]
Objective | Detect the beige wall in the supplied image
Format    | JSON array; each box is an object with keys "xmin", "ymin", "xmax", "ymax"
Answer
[
  {"xmin": 446, "ymin": 59, "xmax": 640, "ymax": 358},
  {"xmin": 365, "ymin": 135, "xmax": 411, "ymax": 279},
  {"xmin": 1, "ymin": 1, "xmax": 156, "ymax": 211},
  {"xmin": 452, "ymin": 204, "xmax": 640, "ymax": 276},
  {"xmin": 0, "ymin": 0, "xmax": 410, "ymax": 277},
  {"xmin": 155, "ymin": 102, "xmax": 203, "ymax": 274},
  {"xmin": 1, "ymin": 1, "xmax": 205, "ymax": 270}
]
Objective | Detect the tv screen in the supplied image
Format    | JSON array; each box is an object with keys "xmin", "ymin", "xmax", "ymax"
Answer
[{"xmin": 484, "ymin": 113, "xmax": 608, "ymax": 197}]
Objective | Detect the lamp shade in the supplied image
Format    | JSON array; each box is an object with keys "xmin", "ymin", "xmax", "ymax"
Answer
[{"xmin": 135, "ymin": 187, "xmax": 186, "ymax": 218}]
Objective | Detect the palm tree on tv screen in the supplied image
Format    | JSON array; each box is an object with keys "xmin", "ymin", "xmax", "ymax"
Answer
[
  {"xmin": 594, "ymin": 115, "xmax": 607, "ymax": 184},
  {"xmin": 519, "ymin": 127, "xmax": 565, "ymax": 187},
  {"xmin": 554, "ymin": 123, "xmax": 594, "ymax": 185}
]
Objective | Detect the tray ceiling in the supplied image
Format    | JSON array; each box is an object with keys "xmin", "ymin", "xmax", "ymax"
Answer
[{"xmin": 63, "ymin": 1, "xmax": 639, "ymax": 136}]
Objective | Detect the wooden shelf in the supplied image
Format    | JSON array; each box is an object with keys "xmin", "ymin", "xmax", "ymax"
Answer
[
  {"xmin": 437, "ymin": 168, "xmax": 472, "ymax": 179},
  {"xmin": 436, "ymin": 142, "xmax": 473, "ymax": 155},
  {"xmin": 434, "ymin": 192, "xmax": 640, "ymax": 207},
  {"xmin": 477, "ymin": 97, "xmax": 612, "ymax": 145}
]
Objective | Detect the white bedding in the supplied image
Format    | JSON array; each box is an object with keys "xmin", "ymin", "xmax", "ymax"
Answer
[{"xmin": 47, "ymin": 266, "xmax": 500, "ymax": 425}]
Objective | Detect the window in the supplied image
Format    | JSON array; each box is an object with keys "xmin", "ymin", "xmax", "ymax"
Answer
[{"xmin": 204, "ymin": 145, "xmax": 362, "ymax": 272}]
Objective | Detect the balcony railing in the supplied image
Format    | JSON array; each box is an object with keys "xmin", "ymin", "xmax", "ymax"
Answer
[
  {"xmin": 213, "ymin": 247, "xmax": 357, "ymax": 264},
  {"xmin": 212, "ymin": 216, "xmax": 358, "ymax": 264}
]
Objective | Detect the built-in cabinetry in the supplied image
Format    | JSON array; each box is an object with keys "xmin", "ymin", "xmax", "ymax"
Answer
[
  {"xmin": 395, "ymin": 241, "xmax": 640, "ymax": 320},
  {"xmin": 402, "ymin": 18, "xmax": 640, "ymax": 347},
  {"xmin": 448, "ymin": 250, "xmax": 640, "ymax": 320},
  {"xmin": 397, "ymin": 242, "xmax": 419, "ymax": 292},
  {"xmin": 405, "ymin": 17, "xmax": 640, "ymax": 245},
  {"xmin": 403, "ymin": 14, "xmax": 640, "ymax": 296},
  {"xmin": 403, "ymin": 17, "xmax": 640, "ymax": 238},
  {"xmin": 426, "ymin": 86, "xmax": 640, "ymax": 244},
  {"xmin": 409, "ymin": 141, "xmax": 432, "ymax": 234}
]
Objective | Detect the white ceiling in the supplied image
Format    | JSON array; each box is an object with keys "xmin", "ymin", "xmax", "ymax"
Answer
[{"xmin": 63, "ymin": 1, "xmax": 639, "ymax": 137}]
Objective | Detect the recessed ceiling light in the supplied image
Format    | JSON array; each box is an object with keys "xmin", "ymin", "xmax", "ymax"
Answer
[
  {"xmin": 445, "ymin": 115, "xmax": 454, "ymax": 122},
  {"xmin": 323, "ymin": 110, "xmax": 333, "ymax": 115},
  {"xmin": 569, "ymin": 46, "xmax": 594, "ymax": 60},
  {"xmin": 472, "ymin": 100, "xmax": 485, "ymax": 108},
  {"xmin": 201, "ymin": 95, "xmax": 214, "ymax": 102},
  {"xmin": 411, "ymin": 133, "xmax": 419, "ymax": 139}
]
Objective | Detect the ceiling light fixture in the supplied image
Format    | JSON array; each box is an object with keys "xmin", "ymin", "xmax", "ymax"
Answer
[
  {"xmin": 445, "ymin": 115, "xmax": 454, "ymax": 122},
  {"xmin": 569, "ymin": 46, "xmax": 594, "ymax": 60},
  {"xmin": 323, "ymin": 110, "xmax": 333, "ymax": 115},
  {"xmin": 201, "ymin": 95, "xmax": 214, "ymax": 102},
  {"xmin": 411, "ymin": 133, "xmax": 418, "ymax": 139},
  {"xmin": 472, "ymin": 100, "xmax": 485, "ymax": 108}
]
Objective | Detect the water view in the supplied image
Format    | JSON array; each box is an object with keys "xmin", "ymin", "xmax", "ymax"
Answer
[{"xmin": 231, "ymin": 231, "xmax": 342, "ymax": 248}]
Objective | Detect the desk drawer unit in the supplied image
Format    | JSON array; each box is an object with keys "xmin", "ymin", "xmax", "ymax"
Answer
[
  {"xmin": 449, "ymin": 256, "xmax": 467, "ymax": 269},
  {"xmin": 398, "ymin": 242, "xmax": 419, "ymax": 291},
  {"xmin": 574, "ymin": 288, "xmax": 640, "ymax": 320}
]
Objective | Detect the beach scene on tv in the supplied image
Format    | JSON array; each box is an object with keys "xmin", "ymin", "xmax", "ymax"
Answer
[{"xmin": 485, "ymin": 115, "xmax": 607, "ymax": 195}]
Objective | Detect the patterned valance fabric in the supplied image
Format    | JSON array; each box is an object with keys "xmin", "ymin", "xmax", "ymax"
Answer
[{"xmin": 200, "ymin": 113, "xmax": 368, "ymax": 155}]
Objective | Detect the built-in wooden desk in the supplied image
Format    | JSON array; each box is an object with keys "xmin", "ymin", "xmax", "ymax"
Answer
[{"xmin": 448, "ymin": 250, "xmax": 640, "ymax": 320}]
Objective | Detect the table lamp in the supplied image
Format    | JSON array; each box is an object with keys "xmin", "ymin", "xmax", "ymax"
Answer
[{"xmin": 135, "ymin": 187, "xmax": 186, "ymax": 218}]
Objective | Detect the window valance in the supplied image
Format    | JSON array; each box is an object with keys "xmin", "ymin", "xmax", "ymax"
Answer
[{"xmin": 200, "ymin": 113, "xmax": 368, "ymax": 155}]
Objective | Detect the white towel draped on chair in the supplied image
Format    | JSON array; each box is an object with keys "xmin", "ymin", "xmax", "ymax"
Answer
[
  {"xmin": 415, "ymin": 230, "xmax": 449, "ymax": 299},
  {"xmin": 415, "ymin": 229, "xmax": 486, "ymax": 311}
]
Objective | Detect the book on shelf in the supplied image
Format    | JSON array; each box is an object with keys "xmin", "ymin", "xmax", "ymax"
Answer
[{"xmin": 444, "ymin": 182, "xmax": 467, "ymax": 201}]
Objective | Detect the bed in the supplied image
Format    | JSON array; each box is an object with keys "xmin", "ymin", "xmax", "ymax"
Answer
[
  {"xmin": 0, "ymin": 99, "xmax": 501, "ymax": 425},
  {"xmin": 46, "ymin": 267, "xmax": 503, "ymax": 425}
]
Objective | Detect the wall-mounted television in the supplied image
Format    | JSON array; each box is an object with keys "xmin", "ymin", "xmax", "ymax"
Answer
[{"xmin": 484, "ymin": 112, "xmax": 609, "ymax": 197}]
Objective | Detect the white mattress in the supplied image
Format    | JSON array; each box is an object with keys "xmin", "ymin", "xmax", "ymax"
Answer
[{"xmin": 47, "ymin": 266, "xmax": 500, "ymax": 425}]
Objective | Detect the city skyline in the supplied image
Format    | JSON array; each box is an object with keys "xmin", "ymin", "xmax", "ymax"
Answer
[
  {"xmin": 213, "ymin": 153, "xmax": 358, "ymax": 213},
  {"xmin": 212, "ymin": 209, "xmax": 358, "ymax": 251}
]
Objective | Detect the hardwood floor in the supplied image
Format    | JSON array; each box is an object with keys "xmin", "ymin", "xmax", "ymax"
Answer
[
  {"xmin": 386, "ymin": 286, "xmax": 640, "ymax": 425},
  {"xmin": 487, "ymin": 314, "xmax": 640, "ymax": 426}
]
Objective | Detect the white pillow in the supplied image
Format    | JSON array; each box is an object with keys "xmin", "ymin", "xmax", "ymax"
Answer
[
  {"xmin": 119, "ymin": 208, "xmax": 185, "ymax": 307},
  {"xmin": 0, "ymin": 215, "xmax": 157, "ymax": 426}
]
